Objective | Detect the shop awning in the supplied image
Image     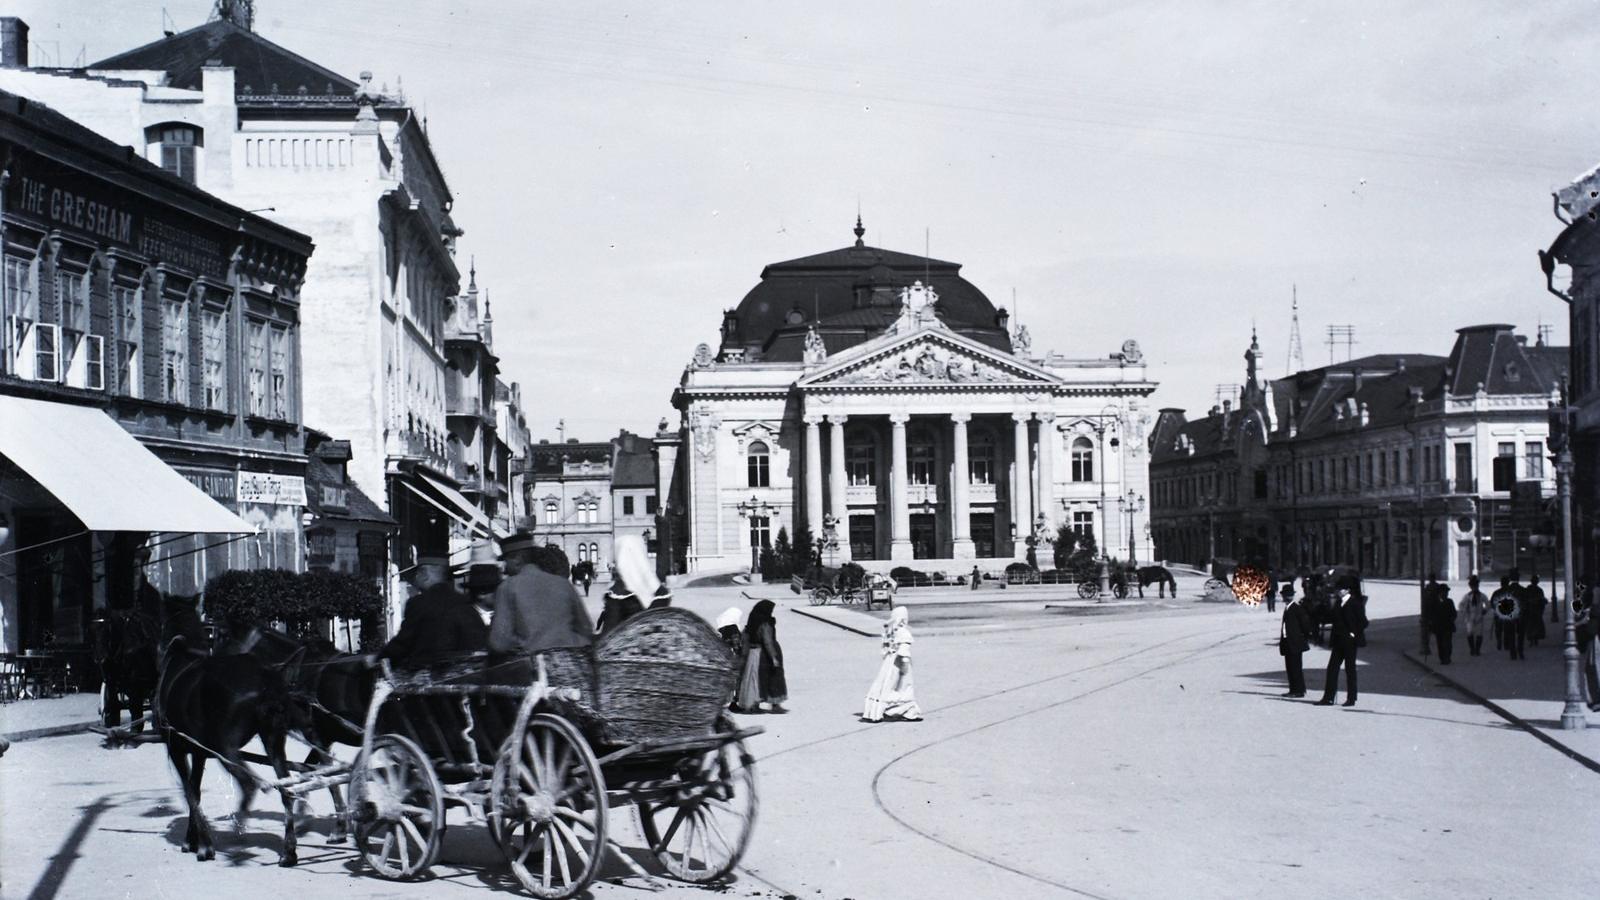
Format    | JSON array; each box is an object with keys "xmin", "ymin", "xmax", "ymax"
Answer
[
  {"xmin": 401, "ymin": 469, "xmax": 509, "ymax": 540},
  {"xmin": 0, "ymin": 395, "xmax": 255, "ymax": 534}
]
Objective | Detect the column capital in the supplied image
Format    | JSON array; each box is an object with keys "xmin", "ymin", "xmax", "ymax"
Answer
[
  {"xmin": 803, "ymin": 414, "xmax": 825, "ymax": 426},
  {"xmin": 1011, "ymin": 411, "xmax": 1033, "ymax": 424},
  {"xmin": 825, "ymin": 413, "xmax": 849, "ymax": 425},
  {"xmin": 950, "ymin": 412, "xmax": 972, "ymax": 424},
  {"xmin": 889, "ymin": 412, "xmax": 911, "ymax": 425},
  {"xmin": 1036, "ymin": 411, "xmax": 1057, "ymax": 424}
]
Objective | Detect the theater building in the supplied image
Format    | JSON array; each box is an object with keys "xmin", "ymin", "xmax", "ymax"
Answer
[
  {"xmin": 660, "ymin": 221, "xmax": 1157, "ymax": 574},
  {"xmin": 0, "ymin": 88, "xmax": 311, "ymax": 656}
]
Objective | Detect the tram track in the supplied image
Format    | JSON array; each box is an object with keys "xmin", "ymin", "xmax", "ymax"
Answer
[
  {"xmin": 737, "ymin": 625, "xmax": 1246, "ymax": 899},
  {"xmin": 863, "ymin": 629, "xmax": 1245, "ymax": 899}
]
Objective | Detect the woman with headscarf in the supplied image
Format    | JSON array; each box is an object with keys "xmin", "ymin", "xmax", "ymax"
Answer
[
  {"xmin": 863, "ymin": 606, "xmax": 922, "ymax": 722},
  {"xmin": 595, "ymin": 574, "xmax": 644, "ymax": 637},
  {"xmin": 735, "ymin": 600, "xmax": 787, "ymax": 713}
]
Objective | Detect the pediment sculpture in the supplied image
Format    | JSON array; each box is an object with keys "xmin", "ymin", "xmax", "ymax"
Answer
[{"xmin": 835, "ymin": 344, "xmax": 1014, "ymax": 385}]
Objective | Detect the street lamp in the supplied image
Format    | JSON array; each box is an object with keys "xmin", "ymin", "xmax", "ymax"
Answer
[
  {"xmin": 735, "ymin": 493, "xmax": 774, "ymax": 575},
  {"xmin": 1071, "ymin": 406, "xmax": 1121, "ymax": 598},
  {"xmin": 1123, "ymin": 489, "xmax": 1145, "ymax": 565},
  {"xmin": 1548, "ymin": 385, "xmax": 1588, "ymax": 730}
]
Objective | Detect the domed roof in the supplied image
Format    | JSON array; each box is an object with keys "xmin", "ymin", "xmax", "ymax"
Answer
[{"xmin": 722, "ymin": 219, "xmax": 1011, "ymax": 361}]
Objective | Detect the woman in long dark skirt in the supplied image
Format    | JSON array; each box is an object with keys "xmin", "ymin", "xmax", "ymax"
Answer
[
  {"xmin": 736, "ymin": 600, "xmax": 787, "ymax": 712},
  {"xmin": 595, "ymin": 574, "xmax": 644, "ymax": 637}
]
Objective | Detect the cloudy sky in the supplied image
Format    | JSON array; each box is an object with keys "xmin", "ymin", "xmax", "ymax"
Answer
[{"xmin": 19, "ymin": 1, "xmax": 1600, "ymax": 440}]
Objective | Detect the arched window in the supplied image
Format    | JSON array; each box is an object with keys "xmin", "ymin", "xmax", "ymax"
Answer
[
  {"xmin": 969, "ymin": 431, "xmax": 995, "ymax": 484},
  {"xmin": 1071, "ymin": 437, "xmax": 1094, "ymax": 482},
  {"xmin": 146, "ymin": 123, "xmax": 203, "ymax": 184},
  {"xmin": 747, "ymin": 440, "xmax": 770, "ymax": 488},
  {"xmin": 589, "ymin": 543, "xmax": 600, "ymax": 564},
  {"xmin": 577, "ymin": 544, "xmax": 589, "ymax": 563}
]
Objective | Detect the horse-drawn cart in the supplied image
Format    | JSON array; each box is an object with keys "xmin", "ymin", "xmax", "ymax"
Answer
[
  {"xmin": 791, "ymin": 567, "xmax": 888, "ymax": 607},
  {"xmin": 333, "ymin": 607, "xmax": 760, "ymax": 897}
]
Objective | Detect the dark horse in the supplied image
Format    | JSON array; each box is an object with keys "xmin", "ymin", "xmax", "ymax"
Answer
[
  {"xmin": 156, "ymin": 596, "xmax": 306, "ymax": 865},
  {"xmin": 1132, "ymin": 565, "xmax": 1178, "ymax": 598},
  {"xmin": 233, "ymin": 626, "xmax": 375, "ymax": 842},
  {"xmin": 90, "ymin": 608, "xmax": 159, "ymax": 730}
]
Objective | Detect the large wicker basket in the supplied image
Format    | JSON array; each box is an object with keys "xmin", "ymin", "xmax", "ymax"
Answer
[{"xmin": 594, "ymin": 607, "xmax": 737, "ymax": 744}]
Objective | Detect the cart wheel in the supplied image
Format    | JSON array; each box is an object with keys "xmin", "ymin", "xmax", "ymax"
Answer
[
  {"xmin": 635, "ymin": 717, "xmax": 758, "ymax": 883},
  {"xmin": 808, "ymin": 587, "xmax": 833, "ymax": 606},
  {"xmin": 491, "ymin": 713, "xmax": 607, "ymax": 899},
  {"xmin": 1112, "ymin": 582, "xmax": 1129, "ymax": 600},
  {"xmin": 350, "ymin": 734, "xmax": 444, "ymax": 880},
  {"xmin": 1077, "ymin": 580, "xmax": 1097, "ymax": 599},
  {"xmin": 1203, "ymin": 578, "xmax": 1226, "ymax": 593}
]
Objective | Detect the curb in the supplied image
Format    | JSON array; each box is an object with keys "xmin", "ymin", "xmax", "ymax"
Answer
[
  {"xmin": 1401, "ymin": 651, "xmax": 1600, "ymax": 774},
  {"xmin": 1, "ymin": 720, "xmax": 97, "ymax": 743}
]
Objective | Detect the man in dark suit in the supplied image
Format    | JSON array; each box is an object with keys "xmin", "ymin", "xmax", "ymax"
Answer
[
  {"xmin": 1316, "ymin": 588, "xmax": 1368, "ymax": 707},
  {"xmin": 488, "ymin": 533, "xmax": 594, "ymax": 657},
  {"xmin": 379, "ymin": 556, "xmax": 488, "ymax": 665},
  {"xmin": 1493, "ymin": 572, "xmax": 1524, "ymax": 660},
  {"xmin": 1423, "ymin": 577, "xmax": 1456, "ymax": 664},
  {"xmin": 1279, "ymin": 588, "xmax": 1312, "ymax": 697}
]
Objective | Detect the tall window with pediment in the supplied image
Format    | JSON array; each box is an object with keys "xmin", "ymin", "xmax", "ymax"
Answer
[
  {"xmin": 3, "ymin": 256, "xmax": 36, "ymax": 378},
  {"xmin": 113, "ymin": 283, "xmax": 140, "ymax": 396},
  {"xmin": 202, "ymin": 307, "xmax": 228, "ymax": 411},
  {"xmin": 57, "ymin": 268, "xmax": 101, "ymax": 389},
  {"xmin": 909, "ymin": 435, "xmax": 936, "ymax": 485},
  {"xmin": 747, "ymin": 440, "xmax": 770, "ymax": 488},
  {"xmin": 1070, "ymin": 437, "xmax": 1094, "ymax": 482},
  {"xmin": 969, "ymin": 432, "xmax": 995, "ymax": 484},
  {"xmin": 247, "ymin": 319, "xmax": 269, "ymax": 416}
]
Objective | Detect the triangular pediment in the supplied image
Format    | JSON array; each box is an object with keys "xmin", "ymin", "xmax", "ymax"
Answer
[{"xmin": 798, "ymin": 325, "xmax": 1060, "ymax": 389}]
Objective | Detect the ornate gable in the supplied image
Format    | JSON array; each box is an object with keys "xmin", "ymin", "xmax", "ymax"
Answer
[{"xmin": 798, "ymin": 327, "xmax": 1059, "ymax": 390}]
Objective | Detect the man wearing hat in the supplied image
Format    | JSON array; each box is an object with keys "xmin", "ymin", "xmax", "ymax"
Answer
[
  {"xmin": 488, "ymin": 532, "xmax": 593, "ymax": 656},
  {"xmin": 379, "ymin": 554, "xmax": 489, "ymax": 664}
]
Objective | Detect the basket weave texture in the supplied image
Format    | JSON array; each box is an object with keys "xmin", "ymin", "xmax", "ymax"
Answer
[{"xmin": 594, "ymin": 607, "xmax": 737, "ymax": 744}]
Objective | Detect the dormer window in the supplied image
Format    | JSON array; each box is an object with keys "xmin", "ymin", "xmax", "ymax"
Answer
[
  {"xmin": 147, "ymin": 123, "xmax": 203, "ymax": 184},
  {"xmin": 785, "ymin": 307, "xmax": 806, "ymax": 325},
  {"xmin": 1504, "ymin": 362, "xmax": 1520, "ymax": 382}
]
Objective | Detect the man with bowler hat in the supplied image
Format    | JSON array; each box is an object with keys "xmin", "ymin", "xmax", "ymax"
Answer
[
  {"xmin": 488, "ymin": 532, "xmax": 593, "ymax": 657},
  {"xmin": 1316, "ymin": 588, "xmax": 1368, "ymax": 707},
  {"xmin": 379, "ymin": 554, "xmax": 488, "ymax": 664}
]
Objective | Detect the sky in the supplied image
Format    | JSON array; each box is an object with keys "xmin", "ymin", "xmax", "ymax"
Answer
[{"xmin": 17, "ymin": 0, "xmax": 1600, "ymax": 441}]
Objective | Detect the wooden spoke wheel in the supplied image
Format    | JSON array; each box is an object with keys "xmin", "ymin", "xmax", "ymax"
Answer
[
  {"xmin": 491, "ymin": 713, "xmax": 607, "ymax": 899},
  {"xmin": 635, "ymin": 720, "xmax": 758, "ymax": 883},
  {"xmin": 808, "ymin": 587, "xmax": 833, "ymax": 606},
  {"xmin": 1077, "ymin": 580, "xmax": 1097, "ymax": 599},
  {"xmin": 351, "ymin": 734, "xmax": 445, "ymax": 880}
]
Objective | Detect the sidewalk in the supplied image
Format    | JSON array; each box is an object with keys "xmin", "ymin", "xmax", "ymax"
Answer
[
  {"xmin": 0, "ymin": 692, "xmax": 101, "ymax": 742},
  {"xmin": 1401, "ymin": 631, "xmax": 1600, "ymax": 767}
]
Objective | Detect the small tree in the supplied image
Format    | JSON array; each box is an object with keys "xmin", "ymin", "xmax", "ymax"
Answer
[
  {"xmin": 771, "ymin": 527, "xmax": 793, "ymax": 580},
  {"xmin": 759, "ymin": 544, "xmax": 780, "ymax": 581},
  {"xmin": 791, "ymin": 527, "xmax": 815, "ymax": 576}
]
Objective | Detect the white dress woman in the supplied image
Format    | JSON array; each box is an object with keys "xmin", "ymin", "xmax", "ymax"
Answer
[{"xmin": 862, "ymin": 606, "xmax": 922, "ymax": 722}]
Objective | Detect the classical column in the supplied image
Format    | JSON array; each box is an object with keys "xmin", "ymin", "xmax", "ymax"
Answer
[
  {"xmin": 1036, "ymin": 413, "xmax": 1056, "ymax": 528},
  {"xmin": 804, "ymin": 414, "xmax": 824, "ymax": 535},
  {"xmin": 828, "ymin": 415, "xmax": 850, "ymax": 561},
  {"xmin": 1012, "ymin": 412, "xmax": 1033, "ymax": 546},
  {"xmin": 890, "ymin": 412, "xmax": 913, "ymax": 560},
  {"xmin": 951, "ymin": 412, "xmax": 975, "ymax": 559}
]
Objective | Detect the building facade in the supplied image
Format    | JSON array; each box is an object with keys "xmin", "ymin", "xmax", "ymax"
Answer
[
  {"xmin": 660, "ymin": 222, "xmax": 1157, "ymax": 575},
  {"xmin": 0, "ymin": 16, "xmax": 486, "ymax": 609},
  {"xmin": 1542, "ymin": 164, "xmax": 1600, "ymax": 578},
  {"xmin": 1150, "ymin": 325, "xmax": 1566, "ymax": 581},
  {"xmin": 527, "ymin": 439, "xmax": 616, "ymax": 571},
  {"xmin": 0, "ymin": 87, "xmax": 311, "ymax": 654}
]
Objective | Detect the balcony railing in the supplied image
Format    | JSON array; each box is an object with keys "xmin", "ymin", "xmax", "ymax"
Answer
[{"xmin": 1450, "ymin": 476, "xmax": 1477, "ymax": 494}]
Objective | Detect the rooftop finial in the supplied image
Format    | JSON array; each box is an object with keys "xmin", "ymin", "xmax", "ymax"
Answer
[
  {"xmin": 853, "ymin": 213, "xmax": 865, "ymax": 247},
  {"xmin": 469, "ymin": 255, "xmax": 477, "ymax": 291}
]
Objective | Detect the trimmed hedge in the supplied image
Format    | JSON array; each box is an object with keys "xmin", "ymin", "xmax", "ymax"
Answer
[{"xmin": 205, "ymin": 568, "xmax": 384, "ymax": 643}]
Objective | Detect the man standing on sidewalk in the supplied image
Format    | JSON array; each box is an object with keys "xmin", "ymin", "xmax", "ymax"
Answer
[
  {"xmin": 1423, "ymin": 579, "xmax": 1456, "ymax": 664},
  {"xmin": 1522, "ymin": 574, "xmax": 1548, "ymax": 647},
  {"xmin": 1459, "ymin": 575, "xmax": 1490, "ymax": 656},
  {"xmin": 1317, "ymin": 588, "xmax": 1367, "ymax": 707},
  {"xmin": 1279, "ymin": 588, "xmax": 1311, "ymax": 697}
]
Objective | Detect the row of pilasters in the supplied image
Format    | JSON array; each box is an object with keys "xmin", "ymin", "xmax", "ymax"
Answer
[{"xmin": 801, "ymin": 409, "xmax": 1062, "ymax": 563}]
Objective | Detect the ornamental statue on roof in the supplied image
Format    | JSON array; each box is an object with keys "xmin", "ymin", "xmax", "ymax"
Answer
[
  {"xmin": 803, "ymin": 326, "xmax": 827, "ymax": 364},
  {"xmin": 893, "ymin": 280, "xmax": 941, "ymax": 332}
]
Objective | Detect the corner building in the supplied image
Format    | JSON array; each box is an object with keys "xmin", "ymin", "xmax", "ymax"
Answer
[{"xmin": 662, "ymin": 222, "xmax": 1157, "ymax": 574}]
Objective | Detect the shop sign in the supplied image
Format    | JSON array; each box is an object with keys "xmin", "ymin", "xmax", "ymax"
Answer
[
  {"xmin": 174, "ymin": 466, "xmax": 237, "ymax": 504},
  {"xmin": 237, "ymin": 471, "xmax": 308, "ymax": 506}
]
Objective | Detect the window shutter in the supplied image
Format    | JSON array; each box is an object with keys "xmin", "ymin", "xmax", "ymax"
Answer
[
  {"xmin": 39, "ymin": 255, "xmax": 59, "ymax": 325},
  {"xmin": 141, "ymin": 281, "xmax": 162, "ymax": 400},
  {"xmin": 187, "ymin": 296, "xmax": 202, "ymax": 407}
]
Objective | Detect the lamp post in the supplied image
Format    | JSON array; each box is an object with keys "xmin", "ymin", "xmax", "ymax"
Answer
[
  {"xmin": 1123, "ymin": 490, "xmax": 1145, "ymax": 565},
  {"xmin": 735, "ymin": 493, "xmax": 773, "ymax": 575},
  {"xmin": 1071, "ymin": 406, "xmax": 1122, "ymax": 598},
  {"xmin": 1548, "ymin": 386, "xmax": 1588, "ymax": 730}
]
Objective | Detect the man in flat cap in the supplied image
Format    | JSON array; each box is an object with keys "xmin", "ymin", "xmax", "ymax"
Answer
[
  {"xmin": 379, "ymin": 554, "xmax": 488, "ymax": 665},
  {"xmin": 488, "ymin": 533, "xmax": 594, "ymax": 657}
]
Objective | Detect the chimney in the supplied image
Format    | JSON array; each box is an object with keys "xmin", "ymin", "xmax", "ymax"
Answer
[
  {"xmin": 0, "ymin": 18, "xmax": 28, "ymax": 68},
  {"xmin": 1353, "ymin": 367, "xmax": 1363, "ymax": 392},
  {"xmin": 1395, "ymin": 357, "xmax": 1406, "ymax": 372}
]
